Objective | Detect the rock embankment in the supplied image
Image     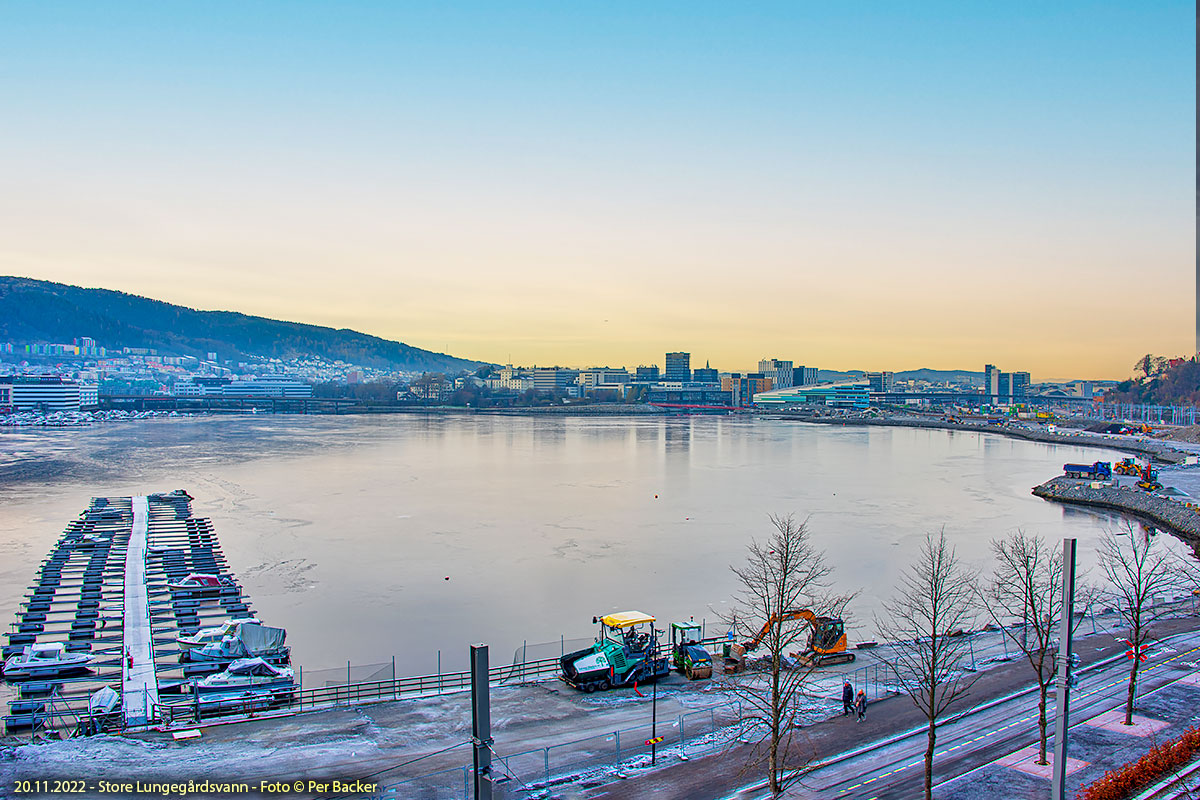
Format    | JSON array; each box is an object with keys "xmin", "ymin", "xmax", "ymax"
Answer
[
  {"xmin": 1032, "ymin": 477, "xmax": 1200, "ymax": 543},
  {"xmin": 771, "ymin": 412, "xmax": 1189, "ymax": 465}
]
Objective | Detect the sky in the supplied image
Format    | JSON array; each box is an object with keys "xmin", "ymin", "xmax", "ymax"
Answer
[{"xmin": 0, "ymin": 2, "xmax": 1194, "ymax": 380}]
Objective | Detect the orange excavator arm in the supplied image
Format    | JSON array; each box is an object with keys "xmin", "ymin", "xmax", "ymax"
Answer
[{"xmin": 741, "ymin": 609, "xmax": 816, "ymax": 652}]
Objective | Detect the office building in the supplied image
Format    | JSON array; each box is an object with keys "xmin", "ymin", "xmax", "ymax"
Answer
[
  {"xmin": 647, "ymin": 385, "xmax": 733, "ymax": 407},
  {"xmin": 692, "ymin": 363, "xmax": 719, "ymax": 383},
  {"xmin": 635, "ymin": 365, "xmax": 660, "ymax": 381},
  {"xmin": 866, "ymin": 371, "xmax": 895, "ymax": 392},
  {"xmin": 664, "ymin": 352, "xmax": 691, "ymax": 382},
  {"xmin": 758, "ymin": 359, "xmax": 794, "ymax": 389},
  {"xmin": 984, "ymin": 364, "xmax": 1030, "ymax": 403},
  {"xmin": 722, "ymin": 373, "xmax": 773, "ymax": 407},
  {"xmin": 7, "ymin": 377, "xmax": 84, "ymax": 412},
  {"xmin": 223, "ymin": 378, "xmax": 313, "ymax": 398},
  {"xmin": 794, "ymin": 366, "xmax": 819, "ymax": 385},
  {"xmin": 532, "ymin": 368, "xmax": 579, "ymax": 392}
]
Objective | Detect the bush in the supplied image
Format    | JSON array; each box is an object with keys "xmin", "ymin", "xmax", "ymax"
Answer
[{"xmin": 1076, "ymin": 726, "xmax": 1200, "ymax": 800}]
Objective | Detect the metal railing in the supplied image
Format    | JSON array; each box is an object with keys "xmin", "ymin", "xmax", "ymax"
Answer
[{"xmin": 153, "ymin": 636, "xmax": 733, "ymax": 726}]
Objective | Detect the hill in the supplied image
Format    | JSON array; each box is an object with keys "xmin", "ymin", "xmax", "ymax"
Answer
[{"xmin": 0, "ymin": 276, "xmax": 482, "ymax": 373}]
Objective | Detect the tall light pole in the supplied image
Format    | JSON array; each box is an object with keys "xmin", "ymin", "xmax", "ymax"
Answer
[{"xmin": 1051, "ymin": 538, "xmax": 1077, "ymax": 800}]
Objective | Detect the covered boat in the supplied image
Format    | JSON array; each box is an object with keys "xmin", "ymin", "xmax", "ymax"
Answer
[
  {"xmin": 3, "ymin": 642, "xmax": 94, "ymax": 678},
  {"xmin": 192, "ymin": 658, "xmax": 294, "ymax": 694},
  {"xmin": 177, "ymin": 618, "xmax": 260, "ymax": 651},
  {"xmin": 188, "ymin": 624, "xmax": 287, "ymax": 662},
  {"xmin": 167, "ymin": 573, "xmax": 236, "ymax": 591}
]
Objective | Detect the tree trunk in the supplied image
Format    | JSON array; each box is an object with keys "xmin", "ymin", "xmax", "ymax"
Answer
[
  {"xmin": 1036, "ymin": 682, "xmax": 1049, "ymax": 764},
  {"xmin": 1125, "ymin": 655, "xmax": 1139, "ymax": 725},
  {"xmin": 924, "ymin": 719, "xmax": 936, "ymax": 800}
]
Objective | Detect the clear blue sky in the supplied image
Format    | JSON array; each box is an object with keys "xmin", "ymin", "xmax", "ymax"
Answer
[{"xmin": 1, "ymin": 2, "xmax": 1193, "ymax": 378}]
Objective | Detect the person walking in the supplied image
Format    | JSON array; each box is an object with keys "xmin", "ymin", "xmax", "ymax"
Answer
[
  {"xmin": 855, "ymin": 689, "xmax": 867, "ymax": 723},
  {"xmin": 842, "ymin": 681, "xmax": 854, "ymax": 716}
]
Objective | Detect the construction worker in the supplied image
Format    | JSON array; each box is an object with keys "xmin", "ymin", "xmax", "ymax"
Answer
[{"xmin": 842, "ymin": 681, "xmax": 854, "ymax": 716}]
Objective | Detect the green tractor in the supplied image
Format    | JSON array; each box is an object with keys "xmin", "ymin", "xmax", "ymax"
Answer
[
  {"xmin": 670, "ymin": 621, "xmax": 712, "ymax": 680},
  {"xmin": 559, "ymin": 611, "xmax": 670, "ymax": 693}
]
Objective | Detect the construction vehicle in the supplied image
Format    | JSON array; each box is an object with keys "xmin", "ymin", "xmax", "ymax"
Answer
[
  {"xmin": 559, "ymin": 611, "xmax": 670, "ymax": 693},
  {"xmin": 1114, "ymin": 458, "xmax": 1139, "ymax": 476},
  {"xmin": 725, "ymin": 609, "xmax": 855, "ymax": 672},
  {"xmin": 1063, "ymin": 461, "xmax": 1112, "ymax": 480},
  {"xmin": 1136, "ymin": 461, "xmax": 1162, "ymax": 492},
  {"xmin": 670, "ymin": 621, "xmax": 712, "ymax": 680}
]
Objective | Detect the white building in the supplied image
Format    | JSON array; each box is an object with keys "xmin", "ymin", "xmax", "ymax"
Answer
[
  {"xmin": 8, "ymin": 379, "xmax": 83, "ymax": 411},
  {"xmin": 222, "ymin": 378, "xmax": 312, "ymax": 398}
]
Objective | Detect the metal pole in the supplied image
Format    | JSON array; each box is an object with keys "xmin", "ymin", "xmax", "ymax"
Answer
[
  {"xmin": 651, "ymin": 670, "xmax": 658, "ymax": 766},
  {"xmin": 1051, "ymin": 538, "xmax": 1078, "ymax": 800},
  {"xmin": 470, "ymin": 644, "xmax": 493, "ymax": 800}
]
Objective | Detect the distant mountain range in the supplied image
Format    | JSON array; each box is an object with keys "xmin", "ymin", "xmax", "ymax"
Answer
[{"xmin": 0, "ymin": 276, "xmax": 482, "ymax": 373}]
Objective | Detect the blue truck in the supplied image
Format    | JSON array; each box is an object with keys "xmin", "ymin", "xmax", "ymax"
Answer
[{"xmin": 1063, "ymin": 461, "xmax": 1112, "ymax": 480}]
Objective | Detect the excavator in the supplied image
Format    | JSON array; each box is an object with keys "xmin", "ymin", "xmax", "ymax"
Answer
[{"xmin": 724, "ymin": 609, "xmax": 855, "ymax": 672}]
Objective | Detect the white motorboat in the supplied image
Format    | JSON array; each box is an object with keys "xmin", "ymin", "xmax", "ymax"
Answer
[
  {"xmin": 192, "ymin": 658, "xmax": 295, "ymax": 694},
  {"xmin": 177, "ymin": 618, "xmax": 260, "ymax": 651},
  {"xmin": 3, "ymin": 642, "xmax": 93, "ymax": 678}
]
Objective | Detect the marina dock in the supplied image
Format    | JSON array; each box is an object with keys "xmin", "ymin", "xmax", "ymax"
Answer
[{"xmin": 1, "ymin": 491, "xmax": 260, "ymax": 734}]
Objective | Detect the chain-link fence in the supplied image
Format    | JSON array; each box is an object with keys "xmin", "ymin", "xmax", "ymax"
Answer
[{"xmin": 376, "ymin": 701, "xmax": 744, "ymax": 800}]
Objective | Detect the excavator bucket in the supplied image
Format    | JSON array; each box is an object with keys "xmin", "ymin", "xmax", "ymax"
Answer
[{"xmin": 687, "ymin": 662, "xmax": 713, "ymax": 680}]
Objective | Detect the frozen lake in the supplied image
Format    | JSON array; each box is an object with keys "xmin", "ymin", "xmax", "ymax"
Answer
[{"xmin": 0, "ymin": 413, "xmax": 1167, "ymax": 678}]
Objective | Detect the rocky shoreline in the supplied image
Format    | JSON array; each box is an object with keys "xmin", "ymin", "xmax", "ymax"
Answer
[
  {"xmin": 1032, "ymin": 476, "xmax": 1200, "ymax": 544},
  {"xmin": 768, "ymin": 412, "xmax": 1190, "ymax": 465}
]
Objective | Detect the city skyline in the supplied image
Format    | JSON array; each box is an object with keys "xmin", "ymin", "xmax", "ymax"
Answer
[{"xmin": 1, "ymin": 2, "xmax": 1193, "ymax": 380}]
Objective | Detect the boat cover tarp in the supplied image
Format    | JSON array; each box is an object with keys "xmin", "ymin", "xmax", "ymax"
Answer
[{"xmin": 231, "ymin": 624, "xmax": 286, "ymax": 655}]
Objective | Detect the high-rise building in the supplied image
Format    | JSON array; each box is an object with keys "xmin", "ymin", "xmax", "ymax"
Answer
[
  {"xmin": 758, "ymin": 359, "xmax": 794, "ymax": 389},
  {"xmin": 984, "ymin": 364, "xmax": 1029, "ymax": 403},
  {"xmin": 664, "ymin": 352, "xmax": 691, "ymax": 382},
  {"xmin": 866, "ymin": 371, "xmax": 895, "ymax": 392},
  {"xmin": 983, "ymin": 364, "xmax": 1000, "ymax": 401}
]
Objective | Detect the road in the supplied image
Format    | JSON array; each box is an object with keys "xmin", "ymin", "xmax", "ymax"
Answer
[{"xmin": 793, "ymin": 629, "xmax": 1200, "ymax": 799}]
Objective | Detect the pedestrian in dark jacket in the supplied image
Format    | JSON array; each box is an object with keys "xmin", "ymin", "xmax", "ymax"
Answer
[
  {"xmin": 842, "ymin": 681, "xmax": 854, "ymax": 716},
  {"xmin": 855, "ymin": 690, "xmax": 867, "ymax": 722}
]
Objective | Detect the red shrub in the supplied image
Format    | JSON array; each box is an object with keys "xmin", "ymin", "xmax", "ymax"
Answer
[{"xmin": 1076, "ymin": 727, "xmax": 1200, "ymax": 800}]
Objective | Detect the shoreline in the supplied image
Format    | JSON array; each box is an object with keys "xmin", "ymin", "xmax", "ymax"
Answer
[
  {"xmin": 1031, "ymin": 476, "xmax": 1200, "ymax": 546},
  {"xmin": 765, "ymin": 411, "xmax": 1191, "ymax": 465}
]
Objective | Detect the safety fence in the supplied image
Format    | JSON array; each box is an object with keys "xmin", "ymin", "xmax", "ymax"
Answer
[
  {"xmin": 154, "ymin": 635, "xmax": 733, "ymax": 726},
  {"xmin": 376, "ymin": 701, "xmax": 745, "ymax": 800}
]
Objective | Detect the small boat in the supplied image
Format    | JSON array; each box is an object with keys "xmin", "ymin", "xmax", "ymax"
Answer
[
  {"xmin": 177, "ymin": 618, "xmax": 259, "ymax": 651},
  {"xmin": 192, "ymin": 658, "xmax": 294, "ymax": 694},
  {"xmin": 3, "ymin": 642, "xmax": 94, "ymax": 678},
  {"xmin": 89, "ymin": 686, "xmax": 120, "ymax": 716},
  {"xmin": 167, "ymin": 573, "xmax": 237, "ymax": 592}
]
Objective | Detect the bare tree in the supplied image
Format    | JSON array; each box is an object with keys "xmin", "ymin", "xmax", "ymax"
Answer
[
  {"xmin": 724, "ymin": 514, "xmax": 851, "ymax": 798},
  {"xmin": 876, "ymin": 530, "xmax": 977, "ymax": 800},
  {"xmin": 1097, "ymin": 523, "xmax": 1186, "ymax": 725},
  {"xmin": 978, "ymin": 531, "xmax": 1063, "ymax": 765}
]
